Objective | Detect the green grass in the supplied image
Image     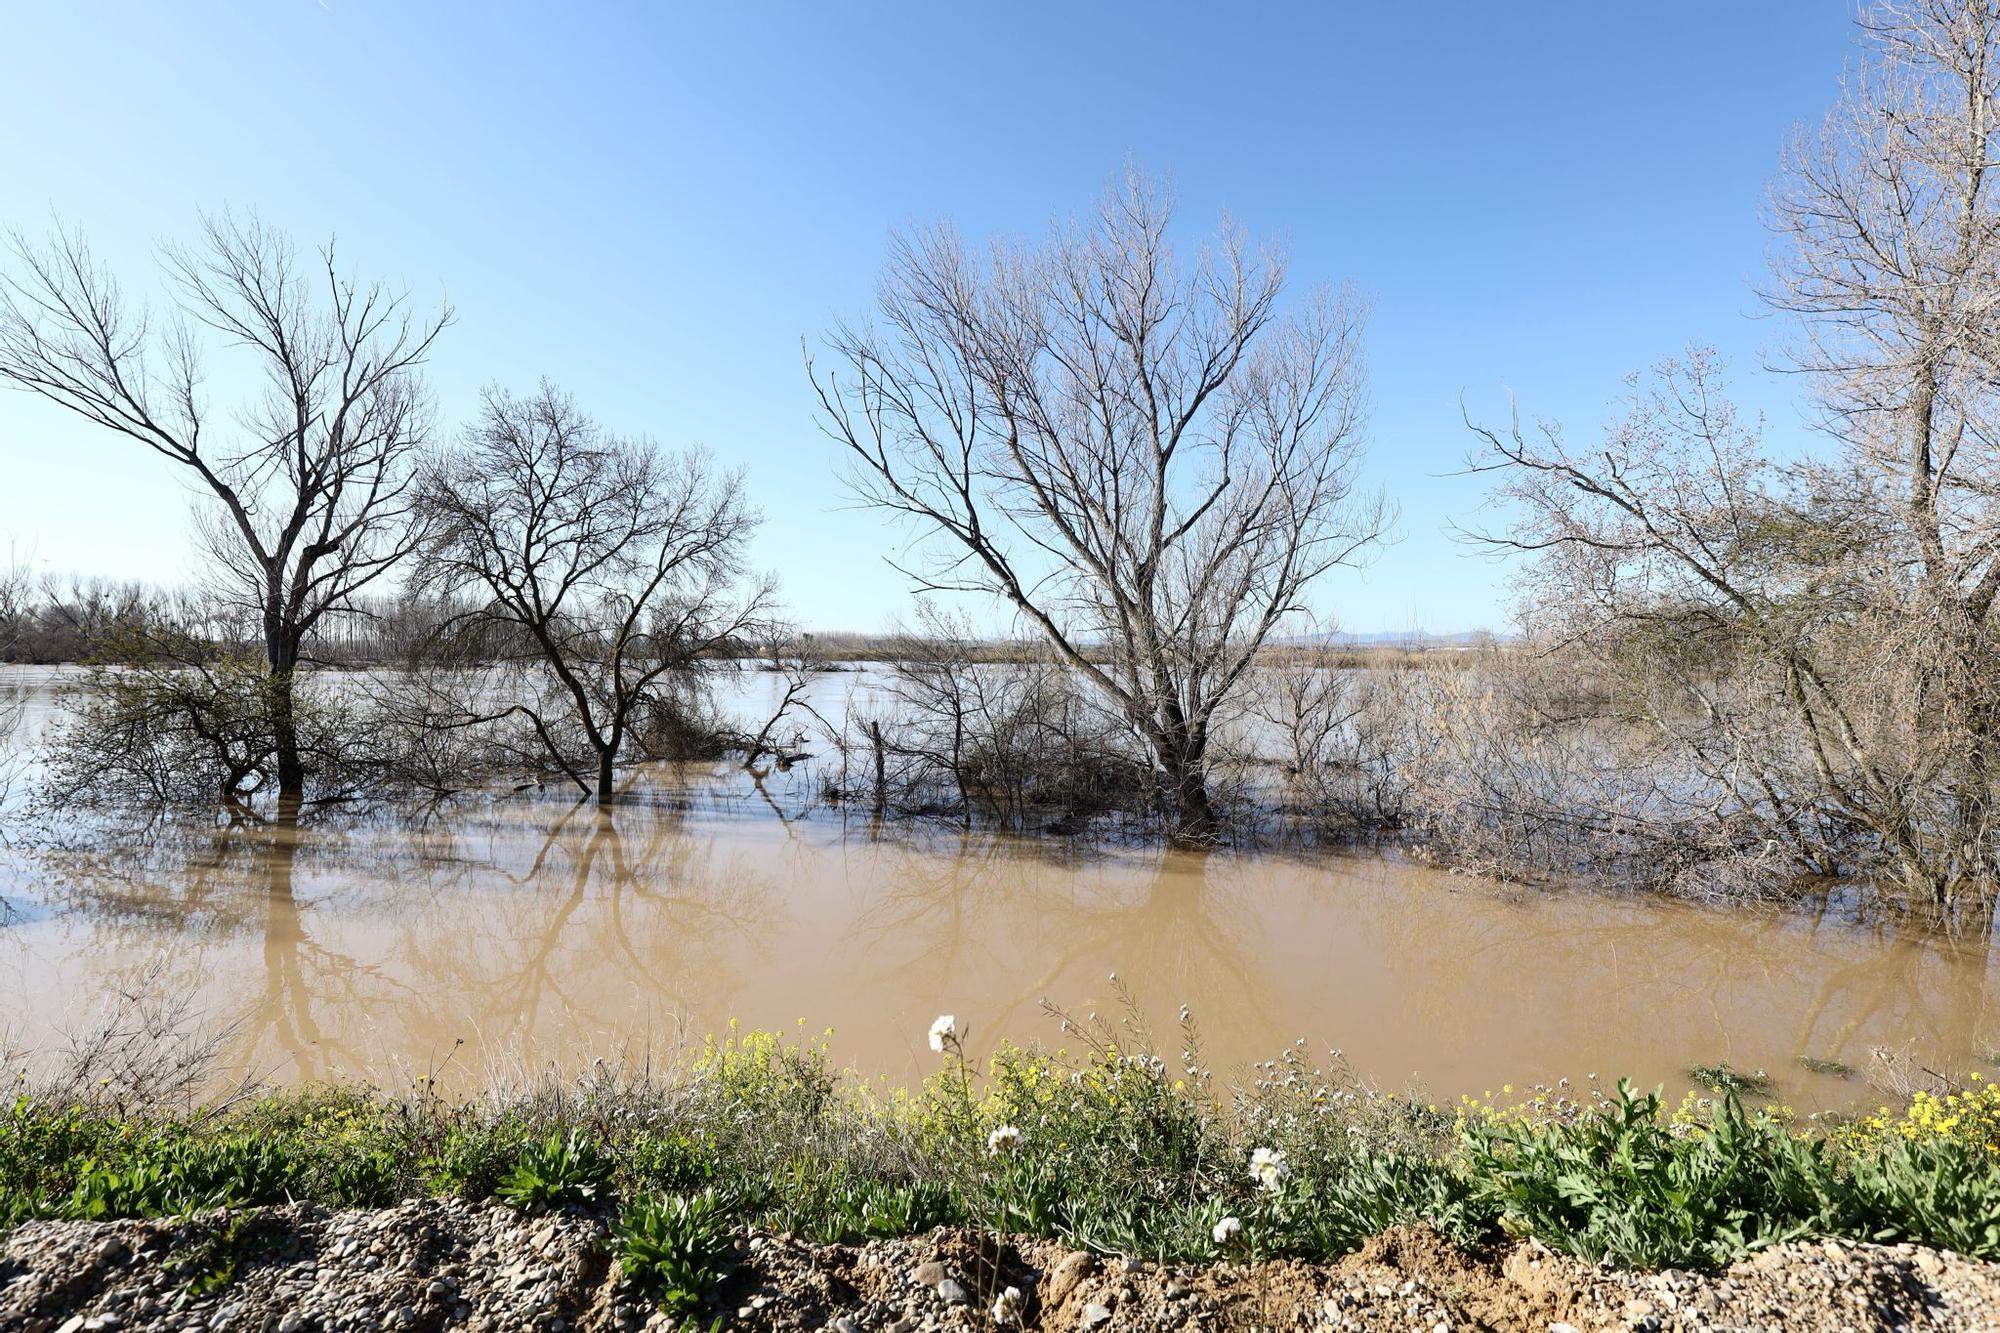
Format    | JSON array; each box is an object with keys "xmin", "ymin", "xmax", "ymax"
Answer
[{"xmin": 6, "ymin": 1019, "xmax": 2000, "ymax": 1280}]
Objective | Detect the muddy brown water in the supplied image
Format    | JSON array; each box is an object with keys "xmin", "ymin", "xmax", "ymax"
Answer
[{"xmin": 0, "ymin": 664, "xmax": 1993, "ymax": 1111}]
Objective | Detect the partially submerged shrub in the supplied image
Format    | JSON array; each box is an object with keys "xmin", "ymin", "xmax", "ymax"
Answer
[{"xmin": 1686, "ymin": 1062, "xmax": 1772, "ymax": 1098}]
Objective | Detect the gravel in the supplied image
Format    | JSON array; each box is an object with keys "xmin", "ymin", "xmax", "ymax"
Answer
[{"xmin": 4, "ymin": 1201, "xmax": 1998, "ymax": 1331}]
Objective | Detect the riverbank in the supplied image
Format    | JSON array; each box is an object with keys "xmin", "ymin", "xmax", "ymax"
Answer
[
  {"xmin": 7, "ymin": 1202, "xmax": 2000, "ymax": 1332},
  {"xmin": 8, "ymin": 1024, "xmax": 2000, "ymax": 1328}
]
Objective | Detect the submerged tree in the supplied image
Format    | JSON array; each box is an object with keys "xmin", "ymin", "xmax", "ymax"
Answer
[
  {"xmin": 1472, "ymin": 0, "xmax": 2000, "ymax": 910},
  {"xmin": 0, "ymin": 215, "xmax": 448, "ymax": 799},
  {"xmin": 812, "ymin": 171, "xmax": 1387, "ymax": 842},
  {"xmin": 418, "ymin": 382, "xmax": 769, "ymax": 803}
]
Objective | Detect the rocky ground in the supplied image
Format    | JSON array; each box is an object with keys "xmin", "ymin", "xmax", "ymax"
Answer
[{"xmin": 4, "ymin": 1201, "xmax": 1999, "ymax": 1333}]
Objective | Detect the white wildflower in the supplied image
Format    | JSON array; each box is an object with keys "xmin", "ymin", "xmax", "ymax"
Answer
[
  {"xmin": 992, "ymin": 1285, "xmax": 1023, "ymax": 1325},
  {"xmin": 928, "ymin": 1014, "xmax": 958, "ymax": 1053},
  {"xmin": 987, "ymin": 1124, "xmax": 1023, "ymax": 1156},
  {"xmin": 1212, "ymin": 1215, "xmax": 1242, "ymax": 1246},
  {"xmin": 1249, "ymin": 1146, "xmax": 1289, "ymax": 1192}
]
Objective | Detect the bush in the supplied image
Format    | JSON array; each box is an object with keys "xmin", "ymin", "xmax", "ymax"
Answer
[{"xmin": 1845, "ymin": 1135, "xmax": 2000, "ymax": 1257}]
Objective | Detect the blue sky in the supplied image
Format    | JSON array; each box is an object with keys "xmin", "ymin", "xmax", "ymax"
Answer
[{"xmin": 0, "ymin": 2, "xmax": 1856, "ymax": 634}]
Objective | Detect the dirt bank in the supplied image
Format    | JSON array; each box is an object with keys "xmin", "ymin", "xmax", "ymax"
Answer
[{"xmin": 4, "ymin": 1200, "xmax": 1999, "ymax": 1333}]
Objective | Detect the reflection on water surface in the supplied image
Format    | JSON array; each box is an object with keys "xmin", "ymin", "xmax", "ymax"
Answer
[{"xmin": 0, "ymin": 665, "xmax": 1993, "ymax": 1109}]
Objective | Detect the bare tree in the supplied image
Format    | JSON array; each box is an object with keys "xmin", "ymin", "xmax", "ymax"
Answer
[
  {"xmin": 418, "ymin": 382, "xmax": 770, "ymax": 804},
  {"xmin": 0, "ymin": 214, "xmax": 448, "ymax": 799},
  {"xmin": 1765, "ymin": 0, "xmax": 2000, "ymax": 903},
  {"xmin": 739, "ymin": 632, "xmax": 834, "ymax": 770},
  {"xmin": 811, "ymin": 171, "xmax": 1387, "ymax": 842},
  {"xmin": 1468, "ymin": 1, "xmax": 2000, "ymax": 912}
]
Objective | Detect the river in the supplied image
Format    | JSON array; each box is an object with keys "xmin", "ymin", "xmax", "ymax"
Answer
[{"xmin": 0, "ymin": 663, "xmax": 1990, "ymax": 1110}]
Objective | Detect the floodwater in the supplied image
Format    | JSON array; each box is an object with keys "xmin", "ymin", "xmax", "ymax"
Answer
[{"xmin": 0, "ymin": 664, "xmax": 1992, "ymax": 1110}]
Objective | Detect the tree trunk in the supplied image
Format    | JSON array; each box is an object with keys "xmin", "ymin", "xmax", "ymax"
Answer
[
  {"xmin": 1165, "ymin": 769, "xmax": 1219, "ymax": 845},
  {"xmin": 270, "ymin": 665, "xmax": 305, "ymax": 801},
  {"xmin": 870, "ymin": 719, "xmax": 888, "ymax": 817},
  {"xmin": 596, "ymin": 748, "xmax": 617, "ymax": 806},
  {"xmin": 1154, "ymin": 725, "xmax": 1218, "ymax": 846}
]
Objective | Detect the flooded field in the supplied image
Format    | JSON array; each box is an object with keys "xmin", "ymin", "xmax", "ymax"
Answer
[{"xmin": 0, "ymin": 664, "xmax": 1992, "ymax": 1110}]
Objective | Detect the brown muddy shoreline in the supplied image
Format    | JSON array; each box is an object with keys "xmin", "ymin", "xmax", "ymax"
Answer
[{"xmin": 6, "ymin": 1202, "xmax": 2000, "ymax": 1333}]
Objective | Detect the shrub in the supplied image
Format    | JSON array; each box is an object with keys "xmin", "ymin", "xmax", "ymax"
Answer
[
  {"xmin": 623, "ymin": 1130, "xmax": 719, "ymax": 1194},
  {"xmin": 426, "ymin": 1119, "xmax": 534, "ymax": 1199}
]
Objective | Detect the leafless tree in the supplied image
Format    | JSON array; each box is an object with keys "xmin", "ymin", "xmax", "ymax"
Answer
[
  {"xmin": 1456, "ymin": 0, "xmax": 2000, "ymax": 908},
  {"xmin": 739, "ymin": 633, "xmax": 834, "ymax": 770},
  {"xmin": 811, "ymin": 170, "xmax": 1388, "ymax": 842},
  {"xmin": 417, "ymin": 382, "xmax": 770, "ymax": 804},
  {"xmin": 1765, "ymin": 0, "xmax": 2000, "ymax": 904},
  {"xmin": 0, "ymin": 214, "xmax": 448, "ymax": 799},
  {"xmin": 1249, "ymin": 614, "xmax": 1363, "ymax": 793},
  {"xmin": 1472, "ymin": 28, "xmax": 2000, "ymax": 912},
  {"xmin": 1464, "ymin": 1, "xmax": 2000, "ymax": 912}
]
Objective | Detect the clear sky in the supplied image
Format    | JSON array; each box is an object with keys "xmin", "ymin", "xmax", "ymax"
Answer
[{"xmin": 0, "ymin": 2, "xmax": 1857, "ymax": 635}]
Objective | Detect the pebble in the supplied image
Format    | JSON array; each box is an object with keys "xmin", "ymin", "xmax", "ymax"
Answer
[
  {"xmin": 1045, "ymin": 1250, "xmax": 1097, "ymax": 1307},
  {"xmin": 7, "ymin": 1199, "xmax": 2000, "ymax": 1333}
]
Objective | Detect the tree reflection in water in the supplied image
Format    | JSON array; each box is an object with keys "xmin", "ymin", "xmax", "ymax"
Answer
[{"xmin": 1, "ymin": 759, "xmax": 1996, "ymax": 1108}]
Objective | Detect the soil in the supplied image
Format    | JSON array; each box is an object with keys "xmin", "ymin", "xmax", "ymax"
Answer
[{"xmin": 4, "ymin": 1201, "xmax": 1998, "ymax": 1332}]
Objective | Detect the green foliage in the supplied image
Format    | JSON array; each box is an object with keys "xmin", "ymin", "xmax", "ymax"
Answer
[
  {"xmin": 12, "ymin": 1037, "xmax": 2000, "ymax": 1277},
  {"xmin": 616, "ymin": 1189, "xmax": 737, "ymax": 1317},
  {"xmin": 1686, "ymin": 1063, "xmax": 1772, "ymax": 1097},
  {"xmin": 67, "ymin": 1135, "xmax": 298, "ymax": 1220},
  {"xmin": 425, "ymin": 1120, "xmax": 533, "ymax": 1199},
  {"xmin": 1274, "ymin": 1150, "xmax": 1495, "ymax": 1255},
  {"xmin": 845, "ymin": 1178, "xmax": 958, "ymax": 1238},
  {"xmin": 1460, "ymin": 1081, "xmax": 1837, "ymax": 1267},
  {"xmin": 497, "ymin": 1129, "xmax": 614, "ymax": 1212},
  {"xmin": 166, "ymin": 1211, "xmax": 256, "ymax": 1298},
  {"xmin": 623, "ymin": 1130, "xmax": 719, "ymax": 1194},
  {"xmin": 1843, "ymin": 1135, "xmax": 2000, "ymax": 1258},
  {"xmin": 0, "ymin": 1097, "xmax": 109, "ymax": 1224},
  {"xmin": 1058, "ymin": 1194, "xmax": 1231, "ymax": 1262}
]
